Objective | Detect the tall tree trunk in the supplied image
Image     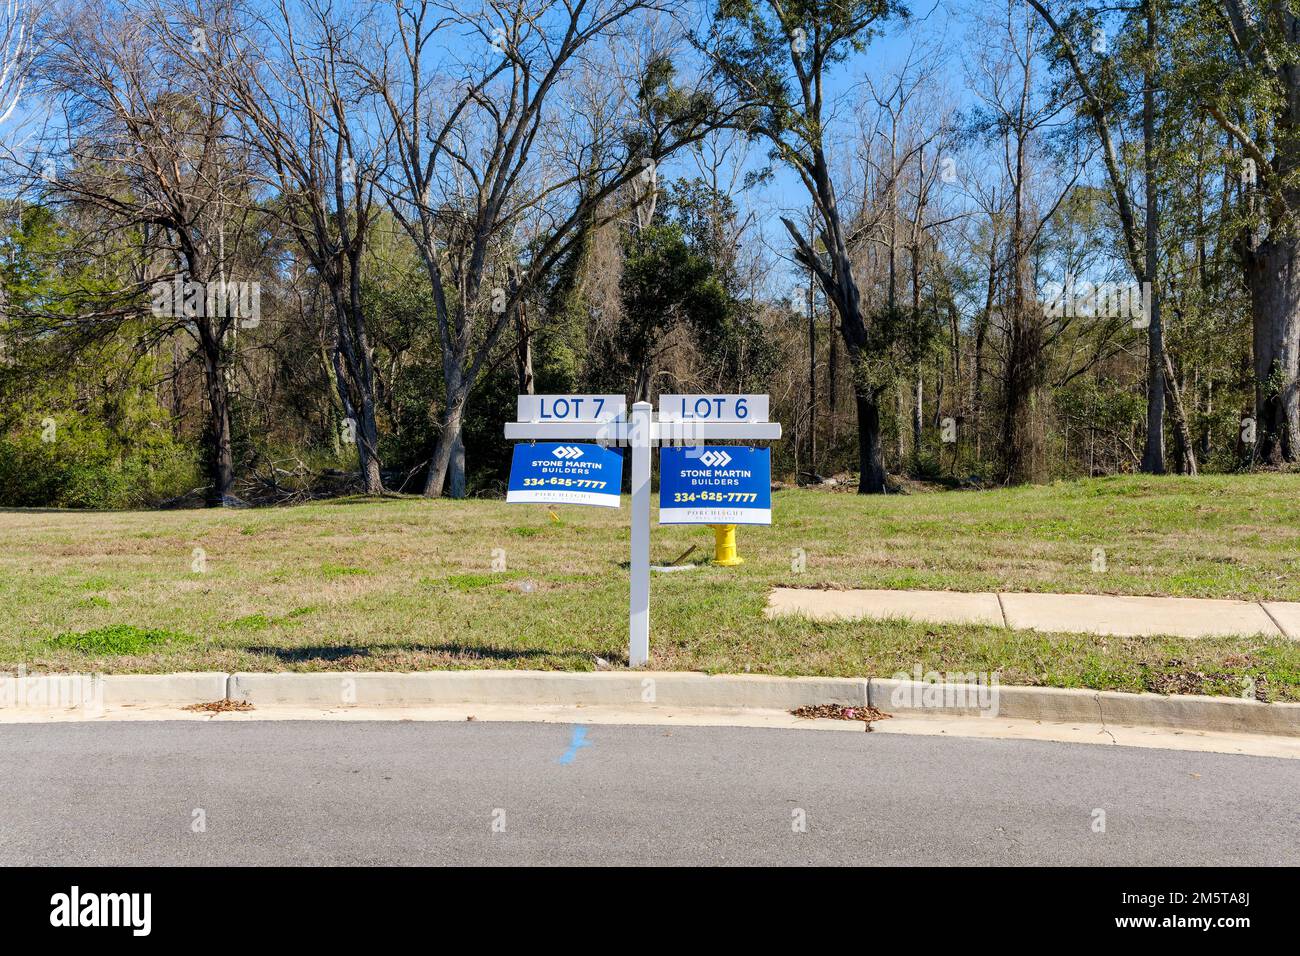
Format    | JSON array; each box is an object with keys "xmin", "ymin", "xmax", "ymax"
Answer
[
  {"xmin": 349, "ymin": 266, "xmax": 385, "ymax": 495},
  {"xmin": 895, "ymin": 383, "xmax": 906, "ymax": 467},
  {"xmin": 187, "ymin": 248, "xmax": 236, "ymax": 505},
  {"xmin": 1244, "ymin": 236, "xmax": 1300, "ymax": 464},
  {"xmin": 200, "ymin": 340, "xmax": 236, "ymax": 505},
  {"xmin": 856, "ymin": 387, "xmax": 886, "ymax": 493},
  {"xmin": 1001, "ymin": 120, "xmax": 1042, "ymax": 484},
  {"xmin": 1164, "ymin": 352, "xmax": 1198, "ymax": 475},
  {"xmin": 974, "ymin": 209, "xmax": 998, "ymax": 461},
  {"xmin": 328, "ymin": 352, "xmax": 382, "ymax": 494},
  {"xmin": 451, "ymin": 430, "xmax": 466, "ymax": 498},
  {"xmin": 946, "ymin": 299, "xmax": 959, "ymax": 421},
  {"xmin": 1140, "ymin": 0, "xmax": 1166, "ymax": 474},
  {"xmin": 778, "ymin": 153, "xmax": 884, "ymax": 493},
  {"xmin": 323, "ymin": 343, "xmax": 350, "ymax": 456},
  {"xmin": 912, "ymin": 371, "xmax": 923, "ymax": 464},
  {"xmin": 514, "ymin": 271, "xmax": 534, "ymax": 396},
  {"xmin": 417, "ymin": 238, "xmax": 467, "ymax": 499},
  {"xmin": 807, "ymin": 269, "xmax": 817, "ymax": 471},
  {"xmin": 330, "ymin": 343, "xmax": 356, "ymax": 447},
  {"xmin": 828, "ymin": 302, "xmax": 837, "ymax": 445},
  {"xmin": 425, "ymin": 389, "xmax": 466, "ymax": 499},
  {"xmin": 516, "ymin": 301, "xmax": 535, "ymax": 396},
  {"xmin": 355, "ymin": 391, "xmax": 384, "ymax": 494},
  {"xmin": 1200, "ymin": 377, "xmax": 1213, "ymax": 461},
  {"xmin": 1000, "ymin": 309, "xmax": 1043, "ymax": 484},
  {"xmin": 909, "ymin": 196, "xmax": 924, "ymax": 469},
  {"xmin": 933, "ymin": 348, "xmax": 945, "ymax": 428},
  {"xmin": 973, "ymin": 311, "xmax": 989, "ymax": 460},
  {"xmin": 633, "ymin": 356, "xmax": 652, "ymax": 404},
  {"xmin": 425, "ymin": 300, "xmax": 473, "ymax": 502},
  {"xmin": 333, "ymin": 300, "xmax": 384, "ymax": 495}
]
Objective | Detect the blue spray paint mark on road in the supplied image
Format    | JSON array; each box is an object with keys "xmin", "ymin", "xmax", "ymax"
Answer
[{"xmin": 558, "ymin": 726, "xmax": 591, "ymax": 765}]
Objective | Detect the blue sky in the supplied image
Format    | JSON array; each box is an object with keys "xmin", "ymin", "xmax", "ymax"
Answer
[
  {"xmin": 661, "ymin": 0, "xmax": 978, "ymax": 303},
  {"xmin": 1, "ymin": 0, "xmax": 1000, "ymax": 307}
]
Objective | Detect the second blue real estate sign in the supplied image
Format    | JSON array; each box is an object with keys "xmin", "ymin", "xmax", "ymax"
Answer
[{"xmin": 658, "ymin": 446, "xmax": 771, "ymax": 525}]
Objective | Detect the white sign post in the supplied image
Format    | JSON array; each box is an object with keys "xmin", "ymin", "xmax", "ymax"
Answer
[
  {"xmin": 505, "ymin": 396, "xmax": 781, "ymax": 667},
  {"xmin": 628, "ymin": 403, "xmax": 652, "ymax": 666}
]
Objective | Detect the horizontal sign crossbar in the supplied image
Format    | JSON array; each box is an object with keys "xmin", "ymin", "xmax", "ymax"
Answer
[{"xmin": 504, "ymin": 421, "xmax": 782, "ymax": 442}]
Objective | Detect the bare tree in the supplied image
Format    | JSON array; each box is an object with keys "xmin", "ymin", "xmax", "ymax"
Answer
[
  {"xmin": 364, "ymin": 0, "xmax": 735, "ymax": 497},
  {"xmin": 0, "ymin": 0, "xmax": 33, "ymax": 128},
  {"xmin": 1027, "ymin": 0, "xmax": 1196, "ymax": 477},
  {"xmin": 966, "ymin": 0, "xmax": 1081, "ymax": 483},
  {"xmin": 211, "ymin": 0, "xmax": 388, "ymax": 493},
  {"xmin": 856, "ymin": 45, "xmax": 958, "ymax": 472},
  {"xmin": 31, "ymin": 0, "xmax": 258, "ymax": 504},
  {"xmin": 0, "ymin": 0, "xmax": 36, "ymax": 333}
]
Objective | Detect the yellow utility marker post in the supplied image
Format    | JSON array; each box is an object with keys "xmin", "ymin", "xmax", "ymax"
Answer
[{"xmin": 710, "ymin": 524, "xmax": 743, "ymax": 566}]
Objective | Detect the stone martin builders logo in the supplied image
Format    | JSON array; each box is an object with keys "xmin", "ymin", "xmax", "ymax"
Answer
[
  {"xmin": 50, "ymin": 886, "xmax": 151, "ymax": 936},
  {"xmin": 699, "ymin": 450, "xmax": 732, "ymax": 467},
  {"xmin": 551, "ymin": 445, "xmax": 584, "ymax": 459}
]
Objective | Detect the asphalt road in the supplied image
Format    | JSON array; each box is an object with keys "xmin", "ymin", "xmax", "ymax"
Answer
[{"xmin": 0, "ymin": 720, "xmax": 1296, "ymax": 865}]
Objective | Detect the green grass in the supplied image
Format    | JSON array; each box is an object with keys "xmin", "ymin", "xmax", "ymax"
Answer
[
  {"xmin": 319, "ymin": 562, "xmax": 370, "ymax": 579},
  {"xmin": 227, "ymin": 613, "xmax": 273, "ymax": 630},
  {"xmin": 1, "ymin": 473, "xmax": 1298, "ymax": 699},
  {"xmin": 46, "ymin": 624, "xmax": 196, "ymax": 655}
]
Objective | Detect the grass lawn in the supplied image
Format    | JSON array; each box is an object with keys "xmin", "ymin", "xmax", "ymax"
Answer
[{"xmin": 2, "ymin": 473, "xmax": 1298, "ymax": 700}]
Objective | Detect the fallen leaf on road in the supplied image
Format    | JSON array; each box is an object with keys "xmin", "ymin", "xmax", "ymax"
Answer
[
  {"xmin": 183, "ymin": 699, "xmax": 254, "ymax": 713},
  {"xmin": 790, "ymin": 704, "xmax": 892, "ymax": 726}
]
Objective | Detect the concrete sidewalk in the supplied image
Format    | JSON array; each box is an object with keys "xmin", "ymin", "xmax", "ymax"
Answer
[{"xmin": 766, "ymin": 587, "xmax": 1300, "ymax": 640}]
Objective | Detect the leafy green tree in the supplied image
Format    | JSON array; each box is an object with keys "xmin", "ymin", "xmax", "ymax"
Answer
[
  {"xmin": 0, "ymin": 205, "xmax": 197, "ymax": 507},
  {"xmin": 698, "ymin": 0, "xmax": 905, "ymax": 492},
  {"xmin": 1166, "ymin": 0, "xmax": 1300, "ymax": 464}
]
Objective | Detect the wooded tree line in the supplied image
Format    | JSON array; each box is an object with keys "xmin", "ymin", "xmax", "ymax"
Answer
[{"xmin": 0, "ymin": 0, "xmax": 1295, "ymax": 507}]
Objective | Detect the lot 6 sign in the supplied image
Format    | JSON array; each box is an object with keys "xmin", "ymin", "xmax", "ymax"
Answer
[
  {"xmin": 658, "ymin": 394, "xmax": 767, "ymax": 422},
  {"xmin": 659, "ymin": 446, "xmax": 771, "ymax": 525},
  {"xmin": 506, "ymin": 442, "xmax": 623, "ymax": 508}
]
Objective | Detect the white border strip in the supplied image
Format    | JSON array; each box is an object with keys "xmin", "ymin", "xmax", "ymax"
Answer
[
  {"xmin": 505, "ymin": 488, "xmax": 621, "ymax": 508},
  {"xmin": 659, "ymin": 507, "xmax": 771, "ymax": 525}
]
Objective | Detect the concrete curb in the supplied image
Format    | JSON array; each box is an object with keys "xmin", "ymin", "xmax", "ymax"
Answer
[
  {"xmin": 230, "ymin": 671, "xmax": 1298, "ymax": 736},
  {"xmin": 101, "ymin": 673, "xmax": 230, "ymax": 706},
  {"xmin": 227, "ymin": 671, "xmax": 870, "ymax": 711},
  {"xmin": 3, "ymin": 670, "xmax": 1296, "ymax": 737},
  {"xmin": 872, "ymin": 678, "xmax": 1300, "ymax": 736},
  {"xmin": 0, "ymin": 672, "xmax": 229, "ymax": 710}
]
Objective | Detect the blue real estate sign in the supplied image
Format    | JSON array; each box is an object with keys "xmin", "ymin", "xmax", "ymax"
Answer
[
  {"xmin": 658, "ymin": 446, "xmax": 771, "ymax": 525},
  {"xmin": 506, "ymin": 442, "xmax": 623, "ymax": 508}
]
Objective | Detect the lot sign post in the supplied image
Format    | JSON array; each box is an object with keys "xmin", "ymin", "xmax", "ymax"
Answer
[{"xmin": 505, "ymin": 396, "xmax": 781, "ymax": 666}]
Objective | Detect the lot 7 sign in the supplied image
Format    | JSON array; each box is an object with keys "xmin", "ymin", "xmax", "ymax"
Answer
[
  {"xmin": 658, "ymin": 446, "xmax": 771, "ymax": 525},
  {"xmin": 506, "ymin": 442, "xmax": 623, "ymax": 508},
  {"xmin": 516, "ymin": 394, "xmax": 626, "ymax": 422}
]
